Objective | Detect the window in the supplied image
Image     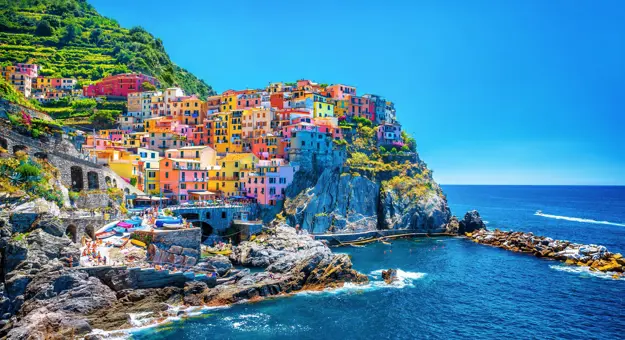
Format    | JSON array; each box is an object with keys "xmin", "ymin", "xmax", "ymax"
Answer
[
  {"xmin": 165, "ymin": 172, "xmax": 169, "ymax": 178},
  {"xmin": 221, "ymin": 212, "xmax": 226, "ymax": 219},
  {"xmin": 181, "ymin": 183, "xmax": 186, "ymax": 189}
]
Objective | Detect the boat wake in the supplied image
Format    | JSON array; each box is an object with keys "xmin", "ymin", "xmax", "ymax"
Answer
[
  {"xmin": 535, "ymin": 212, "xmax": 625, "ymax": 227},
  {"xmin": 549, "ymin": 265, "xmax": 623, "ymax": 281}
]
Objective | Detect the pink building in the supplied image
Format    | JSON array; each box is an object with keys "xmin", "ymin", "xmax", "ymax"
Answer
[
  {"xmin": 376, "ymin": 122, "xmax": 403, "ymax": 147},
  {"xmin": 242, "ymin": 159, "xmax": 296, "ymax": 205},
  {"xmin": 159, "ymin": 158, "xmax": 210, "ymax": 203},
  {"xmin": 327, "ymin": 84, "xmax": 356, "ymax": 100},
  {"xmin": 15, "ymin": 63, "xmax": 38, "ymax": 78},
  {"xmin": 348, "ymin": 95, "xmax": 371, "ymax": 120}
]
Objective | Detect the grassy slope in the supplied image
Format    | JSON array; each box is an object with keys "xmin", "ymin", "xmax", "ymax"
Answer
[{"xmin": 0, "ymin": 0, "xmax": 215, "ymax": 98}]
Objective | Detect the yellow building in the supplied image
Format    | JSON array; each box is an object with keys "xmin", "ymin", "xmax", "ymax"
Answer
[
  {"xmin": 108, "ymin": 150, "xmax": 141, "ymax": 183},
  {"xmin": 138, "ymin": 148, "xmax": 161, "ymax": 194},
  {"xmin": 334, "ymin": 99, "xmax": 349, "ymax": 117},
  {"xmin": 210, "ymin": 111, "xmax": 231, "ymax": 153},
  {"xmin": 229, "ymin": 110, "xmax": 243, "ymax": 153},
  {"xmin": 122, "ymin": 132, "xmax": 146, "ymax": 148},
  {"xmin": 208, "ymin": 153, "xmax": 258, "ymax": 197},
  {"xmin": 313, "ymin": 94, "xmax": 334, "ymax": 118},
  {"xmin": 220, "ymin": 94, "xmax": 237, "ymax": 112}
]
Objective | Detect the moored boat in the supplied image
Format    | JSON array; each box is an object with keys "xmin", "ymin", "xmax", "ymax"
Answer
[{"xmin": 96, "ymin": 231, "xmax": 115, "ymax": 239}]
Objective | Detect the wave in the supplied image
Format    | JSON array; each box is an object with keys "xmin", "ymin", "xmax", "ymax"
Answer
[
  {"xmin": 87, "ymin": 305, "xmax": 231, "ymax": 339},
  {"xmin": 535, "ymin": 212, "xmax": 625, "ymax": 227},
  {"xmin": 369, "ymin": 269, "xmax": 426, "ymax": 288},
  {"xmin": 549, "ymin": 265, "xmax": 623, "ymax": 281}
]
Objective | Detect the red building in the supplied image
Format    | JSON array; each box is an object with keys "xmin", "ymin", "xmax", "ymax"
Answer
[
  {"xmin": 270, "ymin": 93, "xmax": 285, "ymax": 109},
  {"xmin": 83, "ymin": 73, "xmax": 159, "ymax": 97}
]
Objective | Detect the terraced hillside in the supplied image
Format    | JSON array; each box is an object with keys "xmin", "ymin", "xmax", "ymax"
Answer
[{"xmin": 0, "ymin": 0, "xmax": 215, "ymax": 98}]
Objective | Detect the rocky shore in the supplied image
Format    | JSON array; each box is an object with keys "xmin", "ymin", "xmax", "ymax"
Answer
[
  {"xmin": 468, "ymin": 228, "xmax": 625, "ymax": 278},
  {"xmin": 0, "ymin": 213, "xmax": 368, "ymax": 339}
]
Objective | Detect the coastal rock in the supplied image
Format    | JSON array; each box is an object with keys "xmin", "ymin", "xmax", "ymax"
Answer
[
  {"xmin": 6, "ymin": 268, "xmax": 116, "ymax": 339},
  {"xmin": 10, "ymin": 198, "xmax": 61, "ymax": 217},
  {"xmin": 284, "ymin": 169, "xmax": 379, "ymax": 233},
  {"xmin": 468, "ymin": 229, "xmax": 623, "ymax": 276},
  {"xmin": 445, "ymin": 216, "xmax": 460, "ymax": 234},
  {"xmin": 458, "ymin": 210, "xmax": 486, "ymax": 234},
  {"xmin": 202, "ymin": 223, "xmax": 367, "ymax": 305},
  {"xmin": 230, "ymin": 225, "xmax": 331, "ymax": 270},
  {"xmin": 195, "ymin": 255, "xmax": 232, "ymax": 277},
  {"xmin": 379, "ymin": 188, "xmax": 451, "ymax": 233}
]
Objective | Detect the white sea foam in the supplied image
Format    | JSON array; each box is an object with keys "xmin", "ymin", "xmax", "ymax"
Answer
[
  {"xmin": 535, "ymin": 212, "xmax": 625, "ymax": 227},
  {"xmin": 369, "ymin": 269, "xmax": 426, "ymax": 288},
  {"xmin": 549, "ymin": 264, "xmax": 623, "ymax": 280},
  {"xmin": 85, "ymin": 304, "xmax": 232, "ymax": 339}
]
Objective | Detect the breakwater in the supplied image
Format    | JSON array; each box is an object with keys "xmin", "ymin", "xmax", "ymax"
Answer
[{"xmin": 467, "ymin": 229, "xmax": 625, "ymax": 277}]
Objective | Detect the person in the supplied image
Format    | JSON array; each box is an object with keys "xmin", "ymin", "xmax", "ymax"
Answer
[
  {"xmin": 103, "ymin": 256, "xmax": 107, "ymax": 265},
  {"xmin": 68, "ymin": 255, "xmax": 73, "ymax": 268},
  {"xmin": 295, "ymin": 224, "xmax": 301, "ymax": 235}
]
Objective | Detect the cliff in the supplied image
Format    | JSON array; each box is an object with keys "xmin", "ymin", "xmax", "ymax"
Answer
[{"xmin": 283, "ymin": 121, "xmax": 451, "ymax": 234}]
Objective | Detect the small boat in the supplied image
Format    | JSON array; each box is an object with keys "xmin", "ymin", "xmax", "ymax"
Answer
[
  {"xmin": 113, "ymin": 227, "xmax": 127, "ymax": 235},
  {"xmin": 96, "ymin": 231, "xmax": 115, "ymax": 239},
  {"xmin": 95, "ymin": 221, "xmax": 119, "ymax": 234},
  {"xmin": 536, "ymin": 210, "xmax": 543, "ymax": 215},
  {"xmin": 131, "ymin": 239, "xmax": 147, "ymax": 248},
  {"xmin": 207, "ymin": 249, "xmax": 232, "ymax": 256},
  {"xmin": 163, "ymin": 223, "xmax": 185, "ymax": 230}
]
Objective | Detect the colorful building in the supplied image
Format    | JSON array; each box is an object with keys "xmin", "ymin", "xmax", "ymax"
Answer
[
  {"xmin": 242, "ymin": 158, "xmax": 296, "ymax": 205},
  {"xmin": 159, "ymin": 157, "xmax": 211, "ymax": 203},
  {"xmin": 208, "ymin": 153, "xmax": 258, "ymax": 197},
  {"xmin": 327, "ymin": 84, "xmax": 356, "ymax": 100},
  {"xmin": 376, "ymin": 122, "xmax": 403, "ymax": 147},
  {"xmin": 1, "ymin": 66, "xmax": 32, "ymax": 98},
  {"xmin": 83, "ymin": 73, "xmax": 159, "ymax": 97}
]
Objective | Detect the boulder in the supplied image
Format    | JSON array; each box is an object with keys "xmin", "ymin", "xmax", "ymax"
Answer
[{"xmin": 458, "ymin": 210, "xmax": 486, "ymax": 234}]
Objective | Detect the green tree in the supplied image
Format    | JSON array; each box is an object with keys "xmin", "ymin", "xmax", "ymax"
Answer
[
  {"xmin": 62, "ymin": 24, "xmax": 81, "ymax": 44},
  {"xmin": 89, "ymin": 28, "xmax": 103, "ymax": 45},
  {"xmin": 141, "ymin": 81, "xmax": 156, "ymax": 91},
  {"xmin": 35, "ymin": 20, "xmax": 53, "ymax": 36},
  {"xmin": 90, "ymin": 110, "xmax": 115, "ymax": 129}
]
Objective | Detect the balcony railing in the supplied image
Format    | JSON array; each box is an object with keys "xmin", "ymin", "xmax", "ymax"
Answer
[{"xmin": 209, "ymin": 176, "xmax": 240, "ymax": 181}]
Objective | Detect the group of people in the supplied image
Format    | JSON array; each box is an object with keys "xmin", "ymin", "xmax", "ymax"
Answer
[{"xmin": 81, "ymin": 239, "xmax": 107, "ymax": 266}]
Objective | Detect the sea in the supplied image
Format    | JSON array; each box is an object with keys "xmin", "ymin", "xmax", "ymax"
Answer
[{"xmin": 130, "ymin": 185, "xmax": 625, "ymax": 339}]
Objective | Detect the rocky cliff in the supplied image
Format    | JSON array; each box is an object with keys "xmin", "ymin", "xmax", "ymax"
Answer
[{"xmin": 283, "ymin": 125, "xmax": 452, "ymax": 234}]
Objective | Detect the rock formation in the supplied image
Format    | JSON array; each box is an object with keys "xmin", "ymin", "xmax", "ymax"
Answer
[
  {"xmin": 467, "ymin": 229, "xmax": 625, "ymax": 277},
  {"xmin": 458, "ymin": 210, "xmax": 486, "ymax": 234}
]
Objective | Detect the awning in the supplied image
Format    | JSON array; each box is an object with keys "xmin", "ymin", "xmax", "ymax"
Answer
[{"xmin": 189, "ymin": 191, "xmax": 217, "ymax": 196}]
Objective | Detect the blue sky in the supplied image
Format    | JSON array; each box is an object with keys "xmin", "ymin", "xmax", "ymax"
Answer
[{"xmin": 91, "ymin": 0, "xmax": 625, "ymax": 185}]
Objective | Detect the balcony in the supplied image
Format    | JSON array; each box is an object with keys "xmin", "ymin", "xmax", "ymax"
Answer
[{"xmin": 209, "ymin": 176, "xmax": 240, "ymax": 181}]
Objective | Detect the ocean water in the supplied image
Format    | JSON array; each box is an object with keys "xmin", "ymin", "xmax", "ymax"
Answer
[{"xmin": 132, "ymin": 186, "xmax": 625, "ymax": 339}]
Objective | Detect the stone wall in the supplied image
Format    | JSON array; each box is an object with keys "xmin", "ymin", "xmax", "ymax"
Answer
[{"xmin": 135, "ymin": 228, "xmax": 202, "ymax": 252}]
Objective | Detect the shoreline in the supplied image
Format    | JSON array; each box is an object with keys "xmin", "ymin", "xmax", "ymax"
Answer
[{"xmin": 86, "ymin": 280, "xmax": 370, "ymax": 338}]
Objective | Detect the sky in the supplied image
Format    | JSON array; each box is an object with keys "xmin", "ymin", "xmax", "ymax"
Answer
[{"xmin": 90, "ymin": 0, "xmax": 625, "ymax": 185}]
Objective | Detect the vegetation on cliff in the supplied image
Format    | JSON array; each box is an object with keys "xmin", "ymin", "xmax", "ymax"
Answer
[
  {"xmin": 0, "ymin": 149, "xmax": 64, "ymax": 205},
  {"xmin": 0, "ymin": 0, "xmax": 215, "ymax": 98}
]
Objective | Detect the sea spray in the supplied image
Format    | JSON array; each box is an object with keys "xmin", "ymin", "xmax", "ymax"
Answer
[{"xmin": 535, "ymin": 212, "xmax": 625, "ymax": 227}]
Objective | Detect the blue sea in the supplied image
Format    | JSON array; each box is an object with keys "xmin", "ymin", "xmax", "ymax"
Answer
[{"xmin": 132, "ymin": 186, "xmax": 625, "ymax": 339}]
